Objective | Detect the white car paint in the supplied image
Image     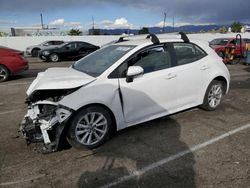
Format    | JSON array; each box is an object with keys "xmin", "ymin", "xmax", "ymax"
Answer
[
  {"xmin": 22, "ymin": 34, "xmax": 230, "ymax": 150},
  {"xmin": 26, "ymin": 67, "xmax": 96, "ymax": 95}
]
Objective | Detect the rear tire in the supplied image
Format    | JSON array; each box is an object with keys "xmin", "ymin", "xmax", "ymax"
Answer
[
  {"xmin": 67, "ymin": 106, "xmax": 112, "ymax": 149},
  {"xmin": 31, "ymin": 48, "xmax": 39, "ymax": 57},
  {"xmin": 0, "ymin": 65, "xmax": 10, "ymax": 82},
  {"xmin": 200, "ymin": 80, "xmax": 224, "ymax": 111}
]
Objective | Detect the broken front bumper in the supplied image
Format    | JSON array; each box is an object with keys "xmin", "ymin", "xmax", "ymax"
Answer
[{"xmin": 20, "ymin": 101, "xmax": 73, "ymax": 152}]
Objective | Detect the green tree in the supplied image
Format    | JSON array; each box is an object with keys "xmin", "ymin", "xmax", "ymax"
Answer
[
  {"xmin": 0, "ymin": 32, "xmax": 5, "ymax": 37},
  {"xmin": 208, "ymin": 29, "xmax": 216, "ymax": 33},
  {"xmin": 218, "ymin": 26, "xmax": 227, "ymax": 33},
  {"xmin": 138, "ymin": 27, "xmax": 149, "ymax": 34},
  {"xmin": 68, "ymin": 29, "xmax": 82, "ymax": 36},
  {"xmin": 231, "ymin": 22, "xmax": 242, "ymax": 33}
]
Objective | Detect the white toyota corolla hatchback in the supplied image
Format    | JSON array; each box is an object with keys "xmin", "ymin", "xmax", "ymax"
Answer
[{"xmin": 21, "ymin": 33, "xmax": 230, "ymax": 153}]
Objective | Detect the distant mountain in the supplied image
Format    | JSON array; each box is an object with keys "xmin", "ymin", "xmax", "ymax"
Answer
[{"xmin": 89, "ymin": 25, "xmax": 229, "ymax": 35}]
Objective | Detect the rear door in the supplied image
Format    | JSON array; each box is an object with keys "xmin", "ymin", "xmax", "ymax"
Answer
[
  {"xmin": 170, "ymin": 42, "xmax": 208, "ymax": 107},
  {"xmin": 63, "ymin": 42, "xmax": 78, "ymax": 58}
]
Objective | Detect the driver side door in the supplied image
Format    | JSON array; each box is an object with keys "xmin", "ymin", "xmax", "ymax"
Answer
[{"xmin": 118, "ymin": 45, "xmax": 180, "ymax": 124}]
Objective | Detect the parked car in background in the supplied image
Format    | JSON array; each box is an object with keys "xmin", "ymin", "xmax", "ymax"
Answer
[
  {"xmin": 209, "ymin": 38, "xmax": 246, "ymax": 58},
  {"xmin": 39, "ymin": 41, "xmax": 100, "ymax": 62},
  {"xmin": 21, "ymin": 33, "xmax": 230, "ymax": 153},
  {"xmin": 243, "ymin": 38, "xmax": 250, "ymax": 51},
  {"xmin": 0, "ymin": 46, "xmax": 28, "ymax": 82},
  {"xmin": 26, "ymin": 40, "xmax": 65, "ymax": 57}
]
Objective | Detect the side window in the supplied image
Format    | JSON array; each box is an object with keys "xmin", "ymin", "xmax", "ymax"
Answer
[
  {"xmin": 47, "ymin": 41, "xmax": 53, "ymax": 45},
  {"xmin": 66, "ymin": 43, "xmax": 77, "ymax": 50},
  {"xmin": 173, "ymin": 43, "xmax": 206, "ymax": 65},
  {"xmin": 54, "ymin": 41, "xmax": 63, "ymax": 45},
  {"xmin": 108, "ymin": 46, "xmax": 171, "ymax": 79},
  {"xmin": 129, "ymin": 47, "xmax": 171, "ymax": 74}
]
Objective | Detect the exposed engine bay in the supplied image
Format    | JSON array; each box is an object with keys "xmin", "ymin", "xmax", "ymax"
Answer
[{"xmin": 20, "ymin": 89, "xmax": 74, "ymax": 153}]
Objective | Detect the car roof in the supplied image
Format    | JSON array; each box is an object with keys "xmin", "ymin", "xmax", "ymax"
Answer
[{"xmin": 112, "ymin": 34, "xmax": 205, "ymax": 47}]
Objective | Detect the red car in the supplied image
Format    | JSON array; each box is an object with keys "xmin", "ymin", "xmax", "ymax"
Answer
[
  {"xmin": 0, "ymin": 46, "xmax": 29, "ymax": 82},
  {"xmin": 209, "ymin": 38, "xmax": 246, "ymax": 58}
]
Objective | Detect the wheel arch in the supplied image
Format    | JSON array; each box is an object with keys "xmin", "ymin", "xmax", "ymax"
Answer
[
  {"xmin": 0, "ymin": 64, "xmax": 11, "ymax": 74},
  {"xmin": 71, "ymin": 103, "xmax": 117, "ymax": 133},
  {"xmin": 56, "ymin": 103, "xmax": 117, "ymax": 151},
  {"xmin": 212, "ymin": 76, "xmax": 228, "ymax": 94},
  {"xmin": 32, "ymin": 47, "xmax": 41, "ymax": 51}
]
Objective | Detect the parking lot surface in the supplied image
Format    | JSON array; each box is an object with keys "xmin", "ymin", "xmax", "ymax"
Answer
[{"xmin": 0, "ymin": 58, "xmax": 250, "ymax": 188}]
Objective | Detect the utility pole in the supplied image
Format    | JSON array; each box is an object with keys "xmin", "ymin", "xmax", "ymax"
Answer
[
  {"xmin": 40, "ymin": 13, "xmax": 44, "ymax": 29},
  {"xmin": 172, "ymin": 16, "xmax": 175, "ymax": 32},
  {"xmin": 162, "ymin": 12, "xmax": 167, "ymax": 33},
  {"xmin": 92, "ymin": 16, "xmax": 95, "ymax": 35}
]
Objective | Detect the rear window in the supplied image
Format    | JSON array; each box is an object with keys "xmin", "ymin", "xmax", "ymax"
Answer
[
  {"xmin": 173, "ymin": 43, "xmax": 207, "ymax": 65},
  {"xmin": 210, "ymin": 39, "xmax": 228, "ymax": 45}
]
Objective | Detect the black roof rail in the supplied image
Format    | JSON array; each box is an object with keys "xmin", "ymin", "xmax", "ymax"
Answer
[
  {"xmin": 179, "ymin": 32, "xmax": 189, "ymax": 43},
  {"xmin": 146, "ymin": 33, "xmax": 160, "ymax": 45}
]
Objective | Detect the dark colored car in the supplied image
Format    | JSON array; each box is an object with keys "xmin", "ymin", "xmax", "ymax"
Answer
[
  {"xmin": 39, "ymin": 41, "xmax": 100, "ymax": 62},
  {"xmin": 0, "ymin": 46, "xmax": 29, "ymax": 82},
  {"xmin": 209, "ymin": 38, "xmax": 246, "ymax": 58},
  {"xmin": 26, "ymin": 40, "xmax": 65, "ymax": 57}
]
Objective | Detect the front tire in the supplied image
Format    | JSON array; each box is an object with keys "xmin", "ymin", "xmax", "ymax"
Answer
[
  {"xmin": 0, "ymin": 65, "xmax": 10, "ymax": 82},
  {"xmin": 201, "ymin": 80, "xmax": 224, "ymax": 111},
  {"xmin": 67, "ymin": 106, "xmax": 112, "ymax": 149},
  {"xmin": 49, "ymin": 53, "xmax": 60, "ymax": 62}
]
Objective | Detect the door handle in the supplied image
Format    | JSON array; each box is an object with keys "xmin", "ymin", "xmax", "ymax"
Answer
[
  {"xmin": 166, "ymin": 73, "xmax": 177, "ymax": 79},
  {"xmin": 200, "ymin": 65, "xmax": 209, "ymax": 70}
]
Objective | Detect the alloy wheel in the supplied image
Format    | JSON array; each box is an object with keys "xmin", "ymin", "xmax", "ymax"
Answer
[
  {"xmin": 75, "ymin": 112, "xmax": 108, "ymax": 146},
  {"xmin": 208, "ymin": 84, "xmax": 222, "ymax": 108},
  {"xmin": 0, "ymin": 66, "xmax": 8, "ymax": 82}
]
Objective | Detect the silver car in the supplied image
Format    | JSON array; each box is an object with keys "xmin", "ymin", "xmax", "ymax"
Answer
[{"xmin": 26, "ymin": 40, "xmax": 64, "ymax": 57}]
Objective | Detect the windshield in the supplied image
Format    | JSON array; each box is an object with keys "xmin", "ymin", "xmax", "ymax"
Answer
[
  {"xmin": 210, "ymin": 39, "xmax": 229, "ymax": 45},
  {"xmin": 73, "ymin": 45, "xmax": 135, "ymax": 77}
]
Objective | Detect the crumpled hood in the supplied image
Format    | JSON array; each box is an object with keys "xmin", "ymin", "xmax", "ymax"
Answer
[{"xmin": 27, "ymin": 67, "xmax": 96, "ymax": 95}]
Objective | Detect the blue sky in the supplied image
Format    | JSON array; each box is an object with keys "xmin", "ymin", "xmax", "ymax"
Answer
[{"xmin": 0, "ymin": 0, "xmax": 250, "ymax": 30}]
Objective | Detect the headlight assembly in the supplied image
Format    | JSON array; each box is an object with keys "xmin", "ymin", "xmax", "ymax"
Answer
[{"xmin": 43, "ymin": 51, "xmax": 50, "ymax": 55}]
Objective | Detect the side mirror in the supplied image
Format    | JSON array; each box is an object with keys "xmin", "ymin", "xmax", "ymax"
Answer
[{"xmin": 126, "ymin": 66, "xmax": 144, "ymax": 83}]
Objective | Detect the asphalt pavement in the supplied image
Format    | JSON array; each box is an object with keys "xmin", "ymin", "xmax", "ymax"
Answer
[{"xmin": 0, "ymin": 58, "xmax": 250, "ymax": 188}]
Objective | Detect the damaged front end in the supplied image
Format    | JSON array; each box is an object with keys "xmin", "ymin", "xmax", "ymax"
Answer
[
  {"xmin": 20, "ymin": 67, "xmax": 96, "ymax": 153},
  {"xmin": 20, "ymin": 90, "xmax": 74, "ymax": 153}
]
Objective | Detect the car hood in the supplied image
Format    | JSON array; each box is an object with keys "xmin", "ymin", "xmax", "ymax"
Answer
[{"xmin": 27, "ymin": 67, "xmax": 96, "ymax": 95}]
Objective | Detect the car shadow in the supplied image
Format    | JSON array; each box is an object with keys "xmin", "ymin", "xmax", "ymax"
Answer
[
  {"xmin": 77, "ymin": 117, "xmax": 196, "ymax": 188},
  {"xmin": 230, "ymin": 78, "xmax": 250, "ymax": 90}
]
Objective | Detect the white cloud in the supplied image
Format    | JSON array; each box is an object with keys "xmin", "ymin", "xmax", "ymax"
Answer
[
  {"xmin": 48, "ymin": 19, "xmax": 83, "ymax": 29},
  {"xmin": 49, "ymin": 19, "xmax": 65, "ymax": 26},
  {"xmin": 101, "ymin": 17, "xmax": 133, "ymax": 29},
  {"xmin": 64, "ymin": 22, "xmax": 82, "ymax": 28}
]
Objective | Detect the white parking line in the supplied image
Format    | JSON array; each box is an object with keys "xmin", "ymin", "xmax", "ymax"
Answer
[
  {"xmin": 0, "ymin": 82, "xmax": 32, "ymax": 87},
  {"xmin": 0, "ymin": 109, "xmax": 23, "ymax": 115},
  {"xmin": 102, "ymin": 122, "xmax": 250, "ymax": 188}
]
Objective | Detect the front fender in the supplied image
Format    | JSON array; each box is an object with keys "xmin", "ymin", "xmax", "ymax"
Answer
[{"xmin": 59, "ymin": 80, "xmax": 127, "ymax": 131}]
